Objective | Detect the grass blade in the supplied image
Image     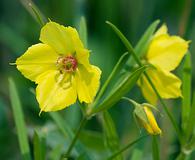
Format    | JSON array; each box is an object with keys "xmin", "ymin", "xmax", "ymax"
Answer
[
  {"xmin": 102, "ymin": 111, "xmax": 123, "ymax": 160},
  {"xmin": 8, "ymin": 77, "xmax": 31, "ymax": 160},
  {"xmin": 33, "ymin": 131, "xmax": 46, "ymax": 160}
]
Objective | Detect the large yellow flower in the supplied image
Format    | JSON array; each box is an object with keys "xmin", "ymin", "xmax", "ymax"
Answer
[
  {"xmin": 138, "ymin": 25, "xmax": 189, "ymax": 104},
  {"xmin": 16, "ymin": 22, "xmax": 101, "ymax": 112}
]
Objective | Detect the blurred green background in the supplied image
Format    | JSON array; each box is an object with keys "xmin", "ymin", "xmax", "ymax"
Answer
[{"xmin": 0, "ymin": 0, "xmax": 195, "ymax": 159}]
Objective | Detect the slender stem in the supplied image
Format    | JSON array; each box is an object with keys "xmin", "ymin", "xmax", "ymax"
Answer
[
  {"xmin": 63, "ymin": 116, "xmax": 87, "ymax": 158},
  {"xmin": 152, "ymin": 136, "xmax": 160, "ymax": 160},
  {"xmin": 107, "ymin": 135, "xmax": 147, "ymax": 160}
]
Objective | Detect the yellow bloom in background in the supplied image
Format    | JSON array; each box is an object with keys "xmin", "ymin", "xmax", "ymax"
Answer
[
  {"xmin": 138, "ymin": 106, "xmax": 162, "ymax": 135},
  {"xmin": 138, "ymin": 24, "xmax": 189, "ymax": 104},
  {"xmin": 16, "ymin": 22, "xmax": 101, "ymax": 112}
]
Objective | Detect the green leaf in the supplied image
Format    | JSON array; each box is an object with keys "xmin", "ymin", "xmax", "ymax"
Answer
[
  {"xmin": 49, "ymin": 112, "xmax": 92, "ymax": 159},
  {"xmin": 182, "ymin": 52, "xmax": 192, "ymax": 133},
  {"xmin": 152, "ymin": 136, "xmax": 160, "ymax": 160},
  {"xmin": 79, "ymin": 17, "xmax": 88, "ymax": 47},
  {"xmin": 102, "ymin": 111, "xmax": 123, "ymax": 160},
  {"xmin": 8, "ymin": 78, "xmax": 31, "ymax": 160},
  {"xmin": 126, "ymin": 20, "xmax": 160, "ymax": 66},
  {"xmin": 33, "ymin": 131, "xmax": 46, "ymax": 160},
  {"xmin": 92, "ymin": 65, "xmax": 147, "ymax": 113}
]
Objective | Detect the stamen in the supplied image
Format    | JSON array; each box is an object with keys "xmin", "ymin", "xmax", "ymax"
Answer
[{"xmin": 57, "ymin": 55, "xmax": 78, "ymax": 73}]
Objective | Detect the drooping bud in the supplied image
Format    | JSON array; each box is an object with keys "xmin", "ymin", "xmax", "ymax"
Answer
[{"xmin": 126, "ymin": 98, "xmax": 161, "ymax": 135}]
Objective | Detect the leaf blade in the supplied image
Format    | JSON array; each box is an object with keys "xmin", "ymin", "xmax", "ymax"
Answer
[
  {"xmin": 33, "ymin": 131, "xmax": 46, "ymax": 160},
  {"xmin": 8, "ymin": 78, "xmax": 31, "ymax": 160}
]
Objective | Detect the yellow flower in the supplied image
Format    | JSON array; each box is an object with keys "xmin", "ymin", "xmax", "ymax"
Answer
[
  {"xmin": 137, "ymin": 24, "xmax": 189, "ymax": 104},
  {"xmin": 138, "ymin": 106, "xmax": 161, "ymax": 135},
  {"xmin": 16, "ymin": 22, "xmax": 101, "ymax": 112}
]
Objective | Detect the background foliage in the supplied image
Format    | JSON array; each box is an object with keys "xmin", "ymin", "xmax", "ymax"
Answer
[{"xmin": 0, "ymin": 0, "xmax": 195, "ymax": 159}]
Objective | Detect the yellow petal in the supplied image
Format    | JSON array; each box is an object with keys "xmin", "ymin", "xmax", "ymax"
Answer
[
  {"xmin": 66, "ymin": 26, "xmax": 84, "ymax": 49},
  {"xmin": 16, "ymin": 43, "xmax": 58, "ymax": 82},
  {"xmin": 143, "ymin": 106, "xmax": 161, "ymax": 135},
  {"xmin": 146, "ymin": 32, "xmax": 189, "ymax": 71},
  {"xmin": 153, "ymin": 24, "xmax": 168, "ymax": 38},
  {"xmin": 40, "ymin": 22, "xmax": 78, "ymax": 55},
  {"xmin": 36, "ymin": 70, "xmax": 77, "ymax": 112},
  {"xmin": 75, "ymin": 65, "xmax": 101, "ymax": 103},
  {"xmin": 137, "ymin": 68, "xmax": 182, "ymax": 104},
  {"xmin": 75, "ymin": 48, "xmax": 90, "ymax": 69}
]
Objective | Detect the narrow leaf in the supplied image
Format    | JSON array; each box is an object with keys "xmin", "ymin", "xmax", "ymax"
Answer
[
  {"xmin": 126, "ymin": 20, "xmax": 160, "ymax": 66},
  {"xmin": 79, "ymin": 17, "xmax": 88, "ymax": 47},
  {"xmin": 33, "ymin": 131, "xmax": 46, "ymax": 160},
  {"xmin": 92, "ymin": 65, "xmax": 147, "ymax": 113},
  {"xmin": 102, "ymin": 111, "xmax": 123, "ymax": 160},
  {"xmin": 19, "ymin": 0, "xmax": 46, "ymax": 26},
  {"xmin": 182, "ymin": 52, "xmax": 192, "ymax": 132},
  {"xmin": 8, "ymin": 78, "xmax": 31, "ymax": 160}
]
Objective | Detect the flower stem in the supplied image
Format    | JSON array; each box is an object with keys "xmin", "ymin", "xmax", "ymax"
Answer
[
  {"xmin": 63, "ymin": 116, "xmax": 87, "ymax": 158},
  {"xmin": 107, "ymin": 135, "xmax": 147, "ymax": 160},
  {"xmin": 152, "ymin": 135, "xmax": 160, "ymax": 160}
]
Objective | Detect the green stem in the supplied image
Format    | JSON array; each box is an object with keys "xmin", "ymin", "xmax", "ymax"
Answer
[
  {"xmin": 107, "ymin": 135, "xmax": 147, "ymax": 160},
  {"xmin": 152, "ymin": 136, "xmax": 160, "ymax": 160},
  {"xmin": 63, "ymin": 116, "xmax": 87, "ymax": 158},
  {"xmin": 106, "ymin": 21, "xmax": 182, "ymax": 142}
]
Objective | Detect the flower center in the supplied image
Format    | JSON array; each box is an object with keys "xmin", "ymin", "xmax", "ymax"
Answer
[{"xmin": 57, "ymin": 55, "xmax": 77, "ymax": 73}]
